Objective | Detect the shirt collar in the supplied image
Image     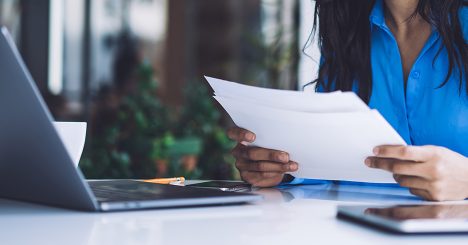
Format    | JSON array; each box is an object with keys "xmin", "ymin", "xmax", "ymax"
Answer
[
  {"xmin": 369, "ymin": 0, "xmax": 440, "ymax": 37},
  {"xmin": 369, "ymin": 0, "xmax": 386, "ymax": 29}
]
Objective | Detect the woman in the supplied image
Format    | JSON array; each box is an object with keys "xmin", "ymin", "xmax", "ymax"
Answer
[{"xmin": 229, "ymin": 0, "xmax": 468, "ymax": 201}]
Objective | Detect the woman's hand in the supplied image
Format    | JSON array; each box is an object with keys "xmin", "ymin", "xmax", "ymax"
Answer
[
  {"xmin": 365, "ymin": 145, "xmax": 468, "ymax": 201},
  {"xmin": 227, "ymin": 127, "xmax": 298, "ymax": 187}
]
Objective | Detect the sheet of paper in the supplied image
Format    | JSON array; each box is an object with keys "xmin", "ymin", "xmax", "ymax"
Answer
[
  {"xmin": 214, "ymin": 96, "xmax": 407, "ymax": 183},
  {"xmin": 205, "ymin": 76, "xmax": 369, "ymax": 113},
  {"xmin": 53, "ymin": 122, "xmax": 87, "ymax": 167}
]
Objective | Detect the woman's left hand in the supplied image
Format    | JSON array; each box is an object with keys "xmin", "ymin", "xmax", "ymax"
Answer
[{"xmin": 365, "ymin": 145, "xmax": 468, "ymax": 201}]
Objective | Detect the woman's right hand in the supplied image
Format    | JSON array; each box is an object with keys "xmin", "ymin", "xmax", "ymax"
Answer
[{"xmin": 228, "ymin": 127, "xmax": 298, "ymax": 187}]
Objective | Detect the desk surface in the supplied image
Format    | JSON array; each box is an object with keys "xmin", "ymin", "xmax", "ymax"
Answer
[{"xmin": 2, "ymin": 181, "xmax": 468, "ymax": 245}]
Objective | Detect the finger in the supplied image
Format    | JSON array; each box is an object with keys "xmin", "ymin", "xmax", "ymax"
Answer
[
  {"xmin": 408, "ymin": 188, "xmax": 431, "ymax": 200},
  {"xmin": 365, "ymin": 157, "xmax": 424, "ymax": 176},
  {"xmin": 240, "ymin": 171, "xmax": 284, "ymax": 187},
  {"xmin": 227, "ymin": 127, "xmax": 255, "ymax": 143},
  {"xmin": 231, "ymin": 143, "xmax": 246, "ymax": 159},
  {"xmin": 373, "ymin": 145, "xmax": 434, "ymax": 162},
  {"xmin": 234, "ymin": 157, "xmax": 251, "ymax": 171},
  {"xmin": 231, "ymin": 144, "xmax": 290, "ymax": 163},
  {"xmin": 393, "ymin": 174, "xmax": 429, "ymax": 190},
  {"xmin": 237, "ymin": 160, "xmax": 298, "ymax": 172},
  {"xmin": 243, "ymin": 147, "xmax": 290, "ymax": 163}
]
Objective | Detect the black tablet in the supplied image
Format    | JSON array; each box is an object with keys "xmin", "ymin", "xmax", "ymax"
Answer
[{"xmin": 337, "ymin": 204, "xmax": 468, "ymax": 234}]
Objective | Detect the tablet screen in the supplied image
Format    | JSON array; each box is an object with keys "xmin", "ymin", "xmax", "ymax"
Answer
[{"xmin": 364, "ymin": 204, "xmax": 468, "ymax": 221}]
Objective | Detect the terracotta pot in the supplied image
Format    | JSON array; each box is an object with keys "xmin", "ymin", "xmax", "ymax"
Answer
[
  {"xmin": 154, "ymin": 159, "xmax": 169, "ymax": 177},
  {"xmin": 181, "ymin": 154, "xmax": 198, "ymax": 172}
]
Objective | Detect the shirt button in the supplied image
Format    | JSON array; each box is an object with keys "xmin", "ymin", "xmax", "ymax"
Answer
[{"xmin": 412, "ymin": 71, "xmax": 420, "ymax": 79}]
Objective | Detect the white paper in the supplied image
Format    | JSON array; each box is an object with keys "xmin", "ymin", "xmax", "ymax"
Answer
[
  {"xmin": 53, "ymin": 122, "xmax": 87, "ymax": 167},
  {"xmin": 206, "ymin": 76, "xmax": 407, "ymax": 183},
  {"xmin": 205, "ymin": 76, "xmax": 369, "ymax": 113}
]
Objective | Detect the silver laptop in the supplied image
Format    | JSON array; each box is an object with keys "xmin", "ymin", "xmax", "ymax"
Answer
[{"xmin": 0, "ymin": 27, "xmax": 261, "ymax": 211}]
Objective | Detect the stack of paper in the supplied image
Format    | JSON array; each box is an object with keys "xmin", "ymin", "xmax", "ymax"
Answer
[{"xmin": 205, "ymin": 76, "xmax": 407, "ymax": 183}]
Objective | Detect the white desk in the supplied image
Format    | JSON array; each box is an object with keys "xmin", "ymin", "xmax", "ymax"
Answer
[{"xmin": 1, "ymin": 181, "xmax": 468, "ymax": 245}]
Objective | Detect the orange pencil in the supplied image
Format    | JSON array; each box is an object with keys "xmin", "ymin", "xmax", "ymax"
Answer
[{"xmin": 142, "ymin": 177, "xmax": 185, "ymax": 184}]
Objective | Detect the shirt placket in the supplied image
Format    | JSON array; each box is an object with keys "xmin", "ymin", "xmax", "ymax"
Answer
[{"xmin": 405, "ymin": 31, "xmax": 439, "ymax": 115}]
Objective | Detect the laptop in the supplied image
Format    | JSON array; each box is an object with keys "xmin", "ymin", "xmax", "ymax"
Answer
[
  {"xmin": 337, "ymin": 204, "xmax": 468, "ymax": 234},
  {"xmin": 0, "ymin": 27, "xmax": 261, "ymax": 211}
]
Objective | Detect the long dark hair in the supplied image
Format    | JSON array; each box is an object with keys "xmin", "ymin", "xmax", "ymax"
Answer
[{"xmin": 311, "ymin": 0, "xmax": 468, "ymax": 103}]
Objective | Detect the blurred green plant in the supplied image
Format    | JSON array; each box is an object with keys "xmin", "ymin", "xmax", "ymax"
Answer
[
  {"xmin": 80, "ymin": 63, "xmax": 237, "ymax": 180},
  {"xmin": 175, "ymin": 82, "xmax": 237, "ymax": 180},
  {"xmin": 80, "ymin": 63, "xmax": 170, "ymax": 179}
]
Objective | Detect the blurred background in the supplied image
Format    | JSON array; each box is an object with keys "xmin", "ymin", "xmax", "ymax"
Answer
[{"xmin": 0, "ymin": 0, "xmax": 319, "ymax": 180}]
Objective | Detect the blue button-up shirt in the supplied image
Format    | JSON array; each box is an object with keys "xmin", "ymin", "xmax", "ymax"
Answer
[
  {"xmin": 292, "ymin": 0, "xmax": 468, "ymax": 185},
  {"xmin": 368, "ymin": 0, "xmax": 468, "ymax": 156}
]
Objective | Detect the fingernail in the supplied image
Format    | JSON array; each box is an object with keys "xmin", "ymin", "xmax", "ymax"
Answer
[
  {"xmin": 365, "ymin": 158, "xmax": 372, "ymax": 167},
  {"xmin": 373, "ymin": 147, "xmax": 380, "ymax": 155},
  {"xmin": 246, "ymin": 133, "xmax": 255, "ymax": 141},
  {"xmin": 278, "ymin": 152, "xmax": 289, "ymax": 162},
  {"xmin": 289, "ymin": 162, "xmax": 298, "ymax": 171}
]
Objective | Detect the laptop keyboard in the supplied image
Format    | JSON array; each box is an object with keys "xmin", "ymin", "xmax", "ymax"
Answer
[
  {"xmin": 88, "ymin": 180, "xmax": 187, "ymax": 202},
  {"xmin": 86, "ymin": 180, "xmax": 258, "ymax": 210}
]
